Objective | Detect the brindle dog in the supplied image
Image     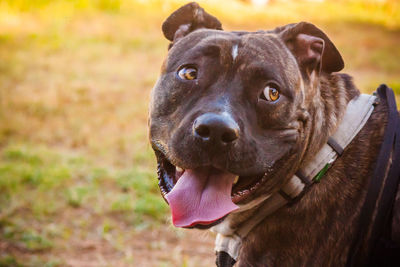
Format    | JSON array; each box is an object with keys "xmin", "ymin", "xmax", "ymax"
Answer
[{"xmin": 148, "ymin": 2, "xmax": 399, "ymax": 266}]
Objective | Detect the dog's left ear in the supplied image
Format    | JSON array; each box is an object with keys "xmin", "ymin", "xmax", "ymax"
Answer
[
  {"xmin": 162, "ymin": 2, "xmax": 222, "ymax": 47},
  {"xmin": 276, "ymin": 22, "xmax": 344, "ymax": 76}
]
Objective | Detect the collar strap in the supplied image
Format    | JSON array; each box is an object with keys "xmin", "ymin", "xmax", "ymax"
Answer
[{"xmin": 214, "ymin": 94, "xmax": 377, "ymax": 266}]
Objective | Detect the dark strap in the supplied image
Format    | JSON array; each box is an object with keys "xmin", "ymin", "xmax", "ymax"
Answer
[
  {"xmin": 346, "ymin": 84, "xmax": 400, "ymax": 267},
  {"xmin": 279, "ymin": 189, "xmax": 294, "ymax": 202},
  {"xmin": 216, "ymin": 251, "xmax": 236, "ymax": 267},
  {"xmin": 368, "ymin": 238, "xmax": 400, "ymax": 267},
  {"xmin": 327, "ymin": 137, "xmax": 344, "ymax": 155},
  {"xmin": 367, "ymin": 91, "xmax": 400, "ymax": 266},
  {"xmin": 295, "ymin": 170, "xmax": 312, "ymax": 185}
]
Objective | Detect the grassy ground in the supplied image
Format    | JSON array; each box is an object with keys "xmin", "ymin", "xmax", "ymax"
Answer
[{"xmin": 0, "ymin": 0, "xmax": 399, "ymax": 266}]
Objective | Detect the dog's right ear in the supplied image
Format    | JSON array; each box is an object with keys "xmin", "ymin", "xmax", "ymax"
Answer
[
  {"xmin": 275, "ymin": 22, "xmax": 344, "ymax": 76},
  {"xmin": 162, "ymin": 2, "xmax": 222, "ymax": 48}
]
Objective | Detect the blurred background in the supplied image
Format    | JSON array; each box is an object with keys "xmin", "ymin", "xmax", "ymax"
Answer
[{"xmin": 0, "ymin": 0, "xmax": 399, "ymax": 266}]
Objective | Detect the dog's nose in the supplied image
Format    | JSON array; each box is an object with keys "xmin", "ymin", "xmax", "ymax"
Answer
[{"xmin": 193, "ymin": 113, "xmax": 239, "ymax": 144}]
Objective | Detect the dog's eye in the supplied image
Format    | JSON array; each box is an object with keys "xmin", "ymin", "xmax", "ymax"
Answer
[
  {"xmin": 261, "ymin": 85, "xmax": 280, "ymax": 102},
  {"xmin": 178, "ymin": 67, "xmax": 197, "ymax": 80}
]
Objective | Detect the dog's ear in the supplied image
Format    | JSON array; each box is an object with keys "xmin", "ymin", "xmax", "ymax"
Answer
[
  {"xmin": 276, "ymin": 22, "xmax": 344, "ymax": 76},
  {"xmin": 162, "ymin": 2, "xmax": 222, "ymax": 46}
]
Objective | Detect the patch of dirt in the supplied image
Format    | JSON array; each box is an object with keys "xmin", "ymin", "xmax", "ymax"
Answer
[
  {"xmin": 61, "ymin": 228, "xmax": 215, "ymax": 267},
  {"xmin": 0, "ymin": 219, "xmax": 215, "ymax": 267}
]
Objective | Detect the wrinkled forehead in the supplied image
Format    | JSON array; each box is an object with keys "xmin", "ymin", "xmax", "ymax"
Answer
[
  {"xmin": 167, "ymin": 29, "xmax": 298, "ymax": 72},
  {"xmin": 238, "ymin": 33, "xmax": 301, "ymax": 84},
  {"xmin": 239, "ymin": 33, "xmax": 295, "ymax": 65},
  {"xmin": 165, "ymin": 30, "xmax": 239, "ymax": 67}
]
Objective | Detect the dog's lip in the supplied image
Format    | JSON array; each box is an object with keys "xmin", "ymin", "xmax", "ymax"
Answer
[
  {"xmin": 155, "ymin": 150, "xmax": 271, "ymax": 206},
  {"xmin": 184, "ymin": 216, "xmax": 227, "ymax": 229}
]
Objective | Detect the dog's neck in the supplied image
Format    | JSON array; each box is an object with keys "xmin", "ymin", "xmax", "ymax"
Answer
[{"xmin": 301, "ymin": 73, "xmax": 360, "ymax": 166}]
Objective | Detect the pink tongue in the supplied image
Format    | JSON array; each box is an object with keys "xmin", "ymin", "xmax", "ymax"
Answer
[{"xmin": 165, "ymin": 168, "xmax": 239, "ymax": 227}]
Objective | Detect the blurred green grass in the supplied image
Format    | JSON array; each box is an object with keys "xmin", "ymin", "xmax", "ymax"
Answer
[{"xmin": 0, "ymin": 0, "xmax": 399, "ymax": 266}]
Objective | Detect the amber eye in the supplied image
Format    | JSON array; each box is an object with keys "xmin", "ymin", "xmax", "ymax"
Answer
[
  {"xmin": 178, "ymin": 67, "xmax": 197, "ymax": 80},
  {"xmin": 262, "ymin": 85, "xmax": 280, "ymax": 102}
]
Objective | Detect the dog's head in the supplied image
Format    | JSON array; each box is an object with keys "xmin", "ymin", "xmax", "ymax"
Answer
[{"xmin": 149, "ymin": 2, "xmax": 344, "ymax": 229}]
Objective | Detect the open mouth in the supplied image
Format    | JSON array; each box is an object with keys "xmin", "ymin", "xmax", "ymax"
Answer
[{"xmin": 155, "ymin": 150, "xmax": 271, "ymax": 228}]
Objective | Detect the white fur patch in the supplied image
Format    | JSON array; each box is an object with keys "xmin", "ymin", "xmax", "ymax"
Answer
[{"xmin": 231, "ymin": 44, "xmax": 238, "ymax": 60}]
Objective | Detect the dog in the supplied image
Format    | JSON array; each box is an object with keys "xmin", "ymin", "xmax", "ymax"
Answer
[{"xmin": 148, "ymin": 2, "xmax": 400, "ymax": 266}]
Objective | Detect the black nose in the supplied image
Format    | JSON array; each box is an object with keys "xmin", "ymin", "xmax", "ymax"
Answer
[{"xmin": 193, "ymin": 113, "xmax": 239, "ymax": 145}]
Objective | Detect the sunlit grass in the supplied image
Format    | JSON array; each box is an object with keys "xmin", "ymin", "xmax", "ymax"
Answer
[
  {"xmin": 0, "ymin": 0, "xmax": 399, "ymax": 266},
  {"xmin": 0, "ymin": 144, "xmax": 169, "ymax": 265}
]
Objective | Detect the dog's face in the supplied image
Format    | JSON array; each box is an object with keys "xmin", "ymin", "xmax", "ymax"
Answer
[{"xmin": 149, "ymin": 2, "xmax": 344, "ymax": 229}]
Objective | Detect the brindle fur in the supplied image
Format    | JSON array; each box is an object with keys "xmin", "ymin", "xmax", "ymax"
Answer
[
  {"xmin": 149, "ymin": 2, "xmax": 398, "ymax": 266},
  {"xmin": 238, "ymin": 88, "xmax": 388, "ymax": 267}
]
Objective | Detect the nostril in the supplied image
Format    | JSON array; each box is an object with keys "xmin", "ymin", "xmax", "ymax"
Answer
[
  {"xmin": 195, "ymin": 124, "xmax": 210, "ymax": 138},
  {"xmin": 221, "ymin": 129, "xmax": 239, "ymax": 143},
  {"xmin": 193, "ymin": 113, "xmax": 240, "ymax": 145}
]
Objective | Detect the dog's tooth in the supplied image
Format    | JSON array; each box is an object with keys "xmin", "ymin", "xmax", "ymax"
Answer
[
  {"xmin": 233, "ymin": 176, "xmax": 239, "ymax": 184},
  {"xmin": 176, "ymin": 166, "xmax": 184, "ymax": 173}
]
